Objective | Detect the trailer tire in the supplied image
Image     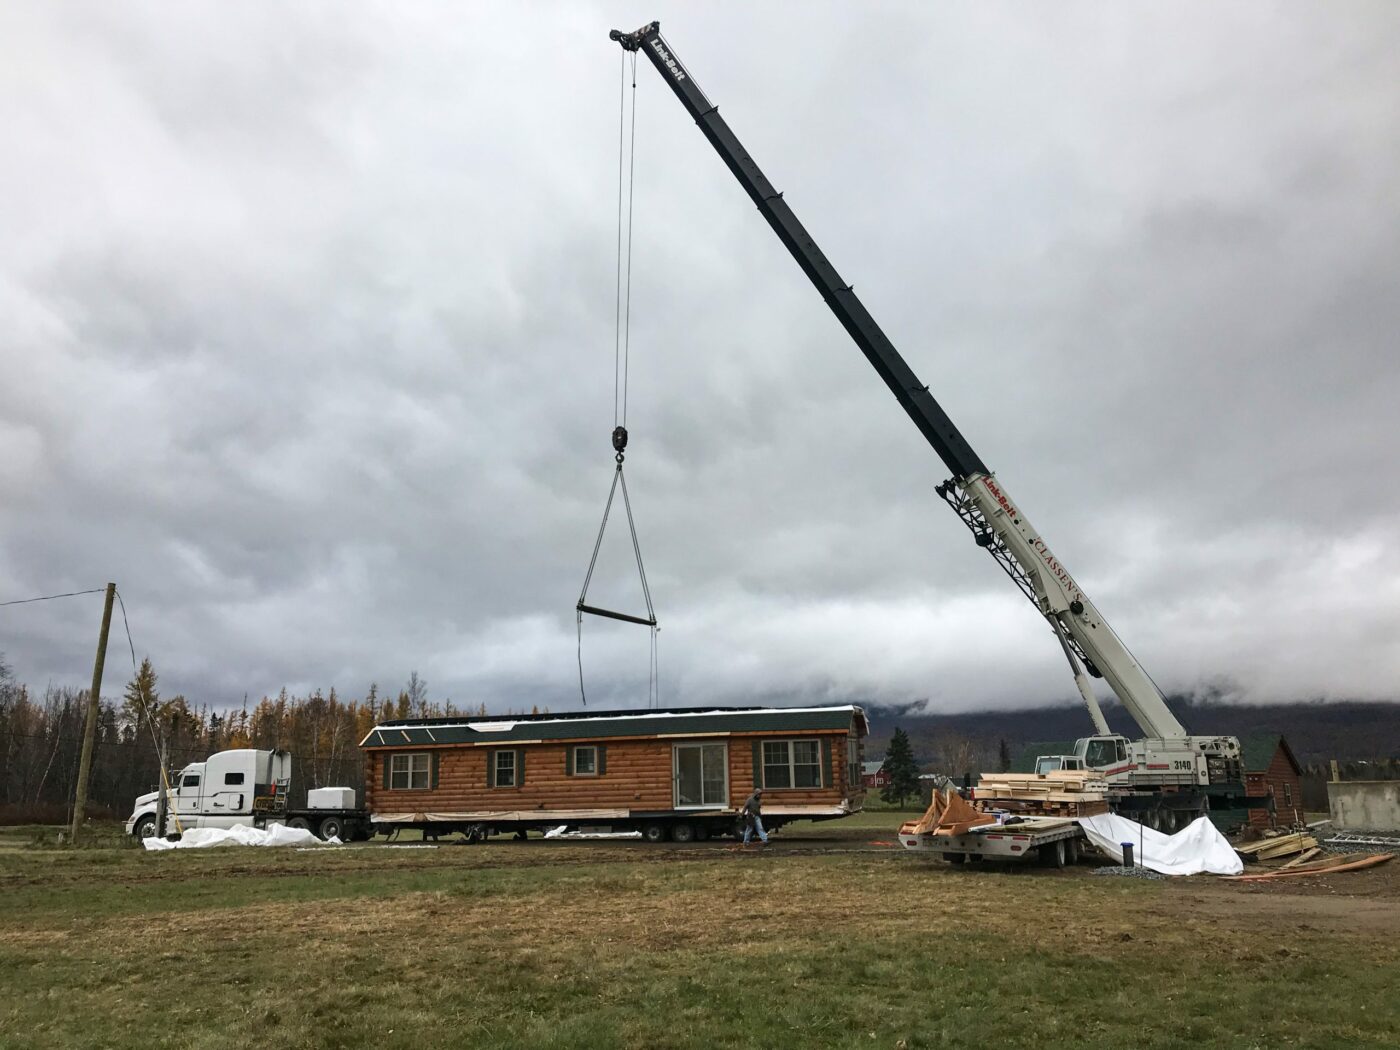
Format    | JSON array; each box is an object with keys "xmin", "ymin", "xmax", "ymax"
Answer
[
  {"xmin": 641, "ymin": 822, "xmax": 669, "ymax": 844},
  {"xmin": 133, "ymin": 815, "xmax": 158, "ymax": 841},
  {"xmin": 318, "ymin": 816, "xmax": 345, "ymax": 841},
  {"xmin": 286, "ymin": 816, "xmax": 311, "ymax": 832},
  {"xmin": 1066, "ymin": 838, "xmax": 1081, "ymax": 865},
  {"xmin": 1042, "ymin": 839, "xmax": 1066, "ymax": 868},
  {"xmin": 945, "ymin": 852, "xmax": 966, "ymax": 865},
  {"xmin": 670, "ymin": 823, "xmax": 696, "ymax": 844},
  {"xmin": 693, "ymin": 824, "xmax": 710, "ymax": 842}
]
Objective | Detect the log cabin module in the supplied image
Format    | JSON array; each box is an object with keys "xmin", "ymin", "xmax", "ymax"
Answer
[{"xmin": 361, "ymin": 705, "xmax": 868, "ymax": 842}]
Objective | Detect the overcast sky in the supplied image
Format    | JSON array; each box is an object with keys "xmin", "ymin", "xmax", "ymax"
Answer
[{"xmin": 2, "ymin": 2, "xmax": 1398, "ymax": 717}]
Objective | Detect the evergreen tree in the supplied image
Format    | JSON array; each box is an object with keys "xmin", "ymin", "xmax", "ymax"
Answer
[
  {"xmin": 121, "ymin": 657, "xmax": 160, "ymax": 731},
  {"xmin": 880, "ymin": 727, "xmax": 920, "ymax": 807},
  {"xmin": 997, "ymin": 738, "xmax": 1012, "ymax": 773}
]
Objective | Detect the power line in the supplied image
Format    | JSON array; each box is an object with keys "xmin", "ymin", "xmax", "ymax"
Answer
[{"xmin": 0, "ymin": 588, "xmax": 105, "ymax": 608}]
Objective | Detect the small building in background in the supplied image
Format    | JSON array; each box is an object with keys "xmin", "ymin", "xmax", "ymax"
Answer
[
  {"xmin": 1241, "ymin": 734, "xmax": 1304, "ymax": 829},
  {"xmin": 862, "ymin": 760, "xmax": 889, "ymax": 790}
]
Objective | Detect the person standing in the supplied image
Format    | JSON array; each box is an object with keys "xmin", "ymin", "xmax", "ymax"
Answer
[{"xmin": 742, "ymin": 787, "xmax": 768, "ymax": 846}]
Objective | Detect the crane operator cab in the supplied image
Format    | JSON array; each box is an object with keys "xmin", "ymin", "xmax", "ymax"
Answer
[{"xmin": 1076, "ymin": 735, "xmax": 1132, "ymax": 773}]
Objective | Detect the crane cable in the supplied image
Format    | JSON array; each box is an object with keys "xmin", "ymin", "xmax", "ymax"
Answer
[{"xmin": 577, "ymin": 50, "xmax": 660, "ymax": 708}]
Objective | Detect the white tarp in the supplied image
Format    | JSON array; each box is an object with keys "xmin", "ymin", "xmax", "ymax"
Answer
[
  {"xmin": 543, "ymin": 825, "xmax": 642, "ymax": 840},
  {"xmin": 1076, "ymin": 814, "xmax": 1243, "ymax": 876},
  {"xmin": 142, "ymin": 823, "xmax": 342, "ymax": 851}
]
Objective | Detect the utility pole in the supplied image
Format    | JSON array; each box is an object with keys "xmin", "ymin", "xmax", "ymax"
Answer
[{"xmin": 70, "ymin": 582, "xmax": 115, "ymax": 844}]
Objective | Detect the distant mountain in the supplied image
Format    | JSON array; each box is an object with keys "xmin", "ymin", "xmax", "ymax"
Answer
[{"xmin": 861, "ymin": 696, "xmax": 1400, "ymax": 770}]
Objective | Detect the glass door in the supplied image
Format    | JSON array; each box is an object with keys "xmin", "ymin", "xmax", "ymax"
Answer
[{"xmin": 673, "ymin": 743, "xmax": 728, "ymax": 808}]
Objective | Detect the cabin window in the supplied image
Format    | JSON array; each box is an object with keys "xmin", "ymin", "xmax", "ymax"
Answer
[
  {"xmin": 762, "ymin": 739, "xmax": 823, "ymax": 789},
  {"xmin": 573, "ymin": 746, "xmax": 598, "ymax": 776},
  {"xmin": 847, "ymin": 734, "xmax": 861, "ymax": 791},
  {"xmin": 1283, "ymin": 783, "xmax": 1293, "ymax": 807},
  {"xmin": 390, "ymin": 753, "xmax": 431, "ymax": 790},
  {"xmin": 224, "ymin": 772, "xmax": 245, "ymax": 786},
  {"xmin": 181, "ymin": 774, "xmax": 200, "ymax": 790},
  {"xmin": 493, "ymin": 750, "xmax": 517, "ymax": 788}
]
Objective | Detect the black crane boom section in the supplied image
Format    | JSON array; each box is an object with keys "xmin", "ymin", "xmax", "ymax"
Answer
[{"xmin": 610, "ymin": 21, "xmax": 988, "ymax": 481}]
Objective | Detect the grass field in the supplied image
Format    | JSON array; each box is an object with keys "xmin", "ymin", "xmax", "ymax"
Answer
[{"xmin": 1, "ymin": 820, "xmax": 1397, "ymax": 1049}]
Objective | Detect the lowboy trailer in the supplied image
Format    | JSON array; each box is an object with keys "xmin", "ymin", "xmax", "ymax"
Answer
[{"xmin": 899, "ymin": 816, "xmax": 1089, "ymax": 868}]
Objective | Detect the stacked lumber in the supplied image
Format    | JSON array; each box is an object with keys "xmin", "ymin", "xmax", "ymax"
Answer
[
  {"xmin": 973, "ymin": 771, "xmax": 1110, "ymax": 818},
  {"xmin": 1234, "ymin": 832, "xmax": 1318, "ymax": 861}
]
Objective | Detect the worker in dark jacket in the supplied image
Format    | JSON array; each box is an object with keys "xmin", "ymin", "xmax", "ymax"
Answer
[{"xmin": 742, "ymin": 787, "xmax": 768, "ymax": 846}]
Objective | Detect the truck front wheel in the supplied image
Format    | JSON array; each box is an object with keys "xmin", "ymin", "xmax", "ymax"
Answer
[
  {"xmin": 318, "ymin": 816, "xmax": 345, "ymax": 841},
  {"xmin": 133, "ymin": 815, "xmax": 157, "ymax": 841}
]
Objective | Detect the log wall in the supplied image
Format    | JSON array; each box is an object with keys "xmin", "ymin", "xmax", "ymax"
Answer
[{"xmin": 364, "ymin": 730, "xmax": 862, "ymax": 816}]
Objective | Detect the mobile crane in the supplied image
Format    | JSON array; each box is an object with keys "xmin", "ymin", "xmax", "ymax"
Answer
[{"xmin": 611, "ymin": 21, "xmax": 1248, "ymax": 829}]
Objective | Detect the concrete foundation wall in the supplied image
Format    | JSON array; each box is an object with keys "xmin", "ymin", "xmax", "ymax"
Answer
[{"xmin": 1327, "ymin": 781, "xmax": 1400, "ymax": 831}]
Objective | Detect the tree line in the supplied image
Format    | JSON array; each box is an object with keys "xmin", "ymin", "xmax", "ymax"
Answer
[{"xmin": 0, "ymin": 652, "xmax": 523, "ymax": 825}]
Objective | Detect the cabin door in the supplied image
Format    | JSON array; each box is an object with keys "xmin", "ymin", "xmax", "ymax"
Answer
[{"xmin": 673, "ymin": 743, "xmax": 728, "ymax": 809}]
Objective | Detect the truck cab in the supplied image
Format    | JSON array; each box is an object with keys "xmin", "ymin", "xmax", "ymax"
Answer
[
  {"xmin": 125, "ymin": 749, "xmax": 292, "ymax": 840},
  {"xmin": 1033, "ymin": 754, "xmax": 1085, "ymax": 775}
]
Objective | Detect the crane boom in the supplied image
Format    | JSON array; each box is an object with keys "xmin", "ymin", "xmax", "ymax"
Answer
[{"xmin": 610, "ymin": 21, "xmax": 1192, "ymax": 742}]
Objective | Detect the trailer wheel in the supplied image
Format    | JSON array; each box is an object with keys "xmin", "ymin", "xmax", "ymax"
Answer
[
  {"xmin": 671, "ymin": 823, "xmax": 696, "ymax": 844},
  {"xmin": 318, "ymin": 816, "xmax": 345, "ymax": 841},
  {"xmin": 132, "ymin": 815, "xmax": 157, "ymax": 841},
  {"xmin": 1066, "ymin": 838, "xmax": 1081, "ymax": 865},
  {"xmin": 641, "ymin": 822, "xmax": 669, "ymax": 844},
  {"xmin": 945, "ymin": 852, "xmax": 966, "ymax": 865},
  {"xmin": 286, "ymin": 816, "xmax": 311, "ymax": 832},
  {"xmin": 693, "ymin": 824, "xmax": 710, "ymax": 842},
  {"xmin": 1042, "ymin": 839, "xmax": 1066, "ymax": 868}
]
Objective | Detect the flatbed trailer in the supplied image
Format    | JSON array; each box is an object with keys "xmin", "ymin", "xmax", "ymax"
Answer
[{"xmin": 899, "ymin": 817, "xmax": 1090, "ymax": 867}]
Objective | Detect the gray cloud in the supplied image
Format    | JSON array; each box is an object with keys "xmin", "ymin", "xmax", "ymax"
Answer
[{"xmin": 2, "ymin": 2, "xmax": 1398, "ymax": 717}]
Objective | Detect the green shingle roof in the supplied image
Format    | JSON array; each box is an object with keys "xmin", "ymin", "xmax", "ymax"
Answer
[
  {"xmin": 361, "ymin": 705, "xmax": 863, "ymax": 749},
  {"xmin": 1238, "ymin": 734, "xmax": 1300, "ymax": 775}
]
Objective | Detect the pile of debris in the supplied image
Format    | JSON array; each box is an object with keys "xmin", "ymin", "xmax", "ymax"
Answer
[
  {"xmin": 1229, "ymin": 824, "xmax": 1396, "ymax": 881},
  {"xmin": 1225, "ymin": 851, "xmax": 1394, "ymax": 882},
  {"xmin": 973, "ymin": 771, "xmax": 1110, "ymax": 818},
  {"xmin": 1234, "ymin": 830, "xmax": 1319, "ymax": 863}
]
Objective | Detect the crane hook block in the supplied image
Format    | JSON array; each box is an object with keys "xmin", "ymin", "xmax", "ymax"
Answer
[{"xmin": 612, "ymin": 426, "xmax": 629, "ymax": 454}]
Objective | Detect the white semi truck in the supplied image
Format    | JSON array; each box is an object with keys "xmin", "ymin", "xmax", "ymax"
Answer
[
  {"xmin": 124, "ymin": 748, "xmax": 373, "ymax": 842},
  {"xmin": 613, "ymin": 21, "xmax": 1250, "ymax": 833}
]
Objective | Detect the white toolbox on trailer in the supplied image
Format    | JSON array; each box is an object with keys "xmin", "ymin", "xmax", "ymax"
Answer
[{"xmin": 308, "ymin": 787, "xmax": 357, "ymax": 810}]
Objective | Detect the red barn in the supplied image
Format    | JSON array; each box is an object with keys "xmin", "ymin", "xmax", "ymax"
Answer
[
  {"xmin": 862, "ymin": 760, "xmax": 889, "ymax": 790},
  {"xmin": 1242, "ymin": 735, "xmax": 1304, "ymax": 829}
]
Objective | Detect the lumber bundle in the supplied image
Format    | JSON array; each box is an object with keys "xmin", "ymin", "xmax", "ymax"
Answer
[
  {"xmin": 1234, "ymin": 832, "xmax": 1318, "ymax": 861},
  {"xmin": 973, "ymin": 771, "xmax": 1110, "ymax": 818}
]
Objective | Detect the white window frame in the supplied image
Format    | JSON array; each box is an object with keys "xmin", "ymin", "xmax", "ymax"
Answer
[
  {"xmin": 762, "ymin": 738, "xmax": 823, "ymax": 790},
  {"xmin": 573, "ymin": 745, "xmax": 598, "ymax": 777},
  {"xmin": 493, "ymin": 750, "xmax": 517, "ymax": 788},
  {"xmin": 390, "ymin": 752, "xmax": 431, "ymax": 790}
]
